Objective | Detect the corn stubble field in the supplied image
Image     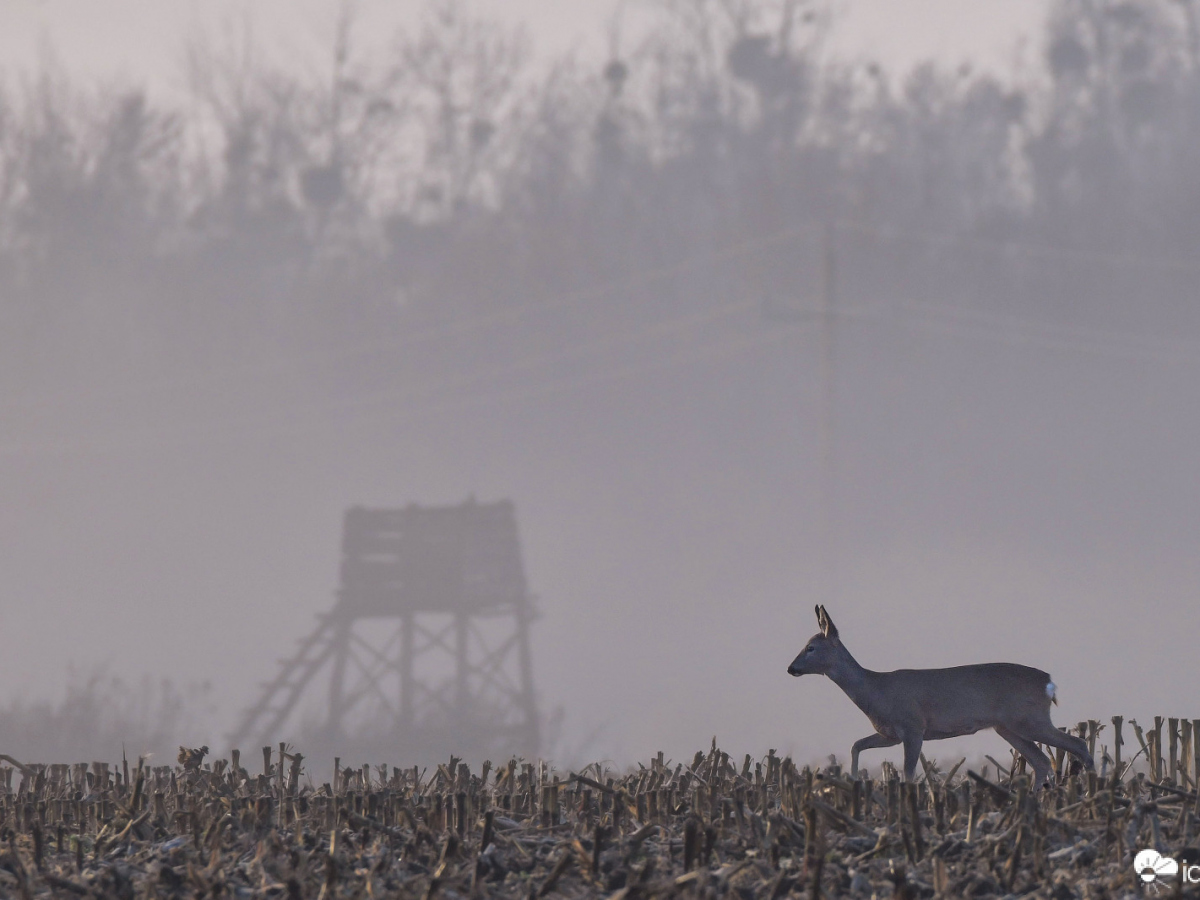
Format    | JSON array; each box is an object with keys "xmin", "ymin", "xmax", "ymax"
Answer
[{"xmin": 1, "ymin": 717, "xmax": 1198, "ymax": 899}]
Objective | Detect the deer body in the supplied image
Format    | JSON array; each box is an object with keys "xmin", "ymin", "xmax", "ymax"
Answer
[{"xmin": 788, "ymin": 606, "xmax": 1093, "ymax": 786}]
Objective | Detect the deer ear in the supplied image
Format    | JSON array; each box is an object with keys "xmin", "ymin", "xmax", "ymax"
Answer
[
  {"xmin": 818, "ymin": 605, "xmax": 839, "ymax": 639},
  {"xmin": 815, "ymin": 604, "xmax": 824, "ymax": 629}
]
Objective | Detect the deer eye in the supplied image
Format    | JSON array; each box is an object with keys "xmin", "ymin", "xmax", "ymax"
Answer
[{"xmin": 806, "ymin": 646, "xmax": 814, "ymax": 653}]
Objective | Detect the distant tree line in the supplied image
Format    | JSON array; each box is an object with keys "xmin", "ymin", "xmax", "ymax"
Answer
[
  {"xmin": 0, "ymin": 669, "xmax": 213, "ymax": 763},
  {"xmin": 0, "ymin": 0, "xmax": 1196, "ymax": 405}
]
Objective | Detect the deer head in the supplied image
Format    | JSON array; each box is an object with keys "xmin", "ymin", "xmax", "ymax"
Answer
[{"xmin": 787, "ymin": 605, "xmax": 843, "ymax": 676}]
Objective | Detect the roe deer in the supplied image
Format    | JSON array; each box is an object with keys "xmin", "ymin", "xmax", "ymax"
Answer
[{"xmin": 787, "ymin": 605, "xmax": 1093, "ymax": 786}]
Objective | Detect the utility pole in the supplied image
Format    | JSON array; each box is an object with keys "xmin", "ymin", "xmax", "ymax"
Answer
[
  {"xmin": 758, "ymin": 221, "xmax": 839, "ymax": 602},
  {"xmin": 818, "ymin": 223, "xmax": 838, "ymax": 603}
]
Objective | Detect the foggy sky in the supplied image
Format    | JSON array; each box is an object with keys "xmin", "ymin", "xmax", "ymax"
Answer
[{"xmin": 0, "ymin": 0, "xmax": 1196, "ymax": 776}]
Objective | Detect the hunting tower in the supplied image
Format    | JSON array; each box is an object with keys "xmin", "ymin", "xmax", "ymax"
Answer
[{"xmin": 230, "ymin": 499, "xmax": 540, "ymax": 761}]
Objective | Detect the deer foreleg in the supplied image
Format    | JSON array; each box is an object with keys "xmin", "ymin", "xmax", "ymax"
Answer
[{"xmin": 851, "ymin": 733, "xmax": 900, "ymax": 776}]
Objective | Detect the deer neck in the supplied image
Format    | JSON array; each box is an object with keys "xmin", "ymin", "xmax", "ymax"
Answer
[{"xmin": 824, "ymin": 645, "xmax": 877, "ymax": 714}]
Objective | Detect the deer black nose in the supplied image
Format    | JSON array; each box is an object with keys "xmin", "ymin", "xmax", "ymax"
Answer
[{"xmin": 787, "ymin": 664, "xmax": 801, "ymax": 676}]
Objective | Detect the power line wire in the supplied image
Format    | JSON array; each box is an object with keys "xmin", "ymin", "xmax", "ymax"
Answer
[
  {"xmin": 840, "ymin": 220, "xmax": 1200, "ymax": 274},
  {"xmin": 0, "ymin": 225, "xmax": 814, "ymax": 414},
  {"xmin": 880, "ymin": 298, "xmax": 1200, "ymax": 366},
  {"xmin": 6, "ymin": 283, "xmax": 1198, "ymax": 458},
  {"xmin": 8, "ymin": 216, "xmax": 1198, "ymax": 415},
  {"xmin": 0, "ymin": 297, "xmax": 772, "ymax": 456}
]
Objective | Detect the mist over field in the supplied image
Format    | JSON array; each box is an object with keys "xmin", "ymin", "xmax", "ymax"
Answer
[{"xmin": 0, "ymin": 0, "xmax": 1196, "ymax": 772}]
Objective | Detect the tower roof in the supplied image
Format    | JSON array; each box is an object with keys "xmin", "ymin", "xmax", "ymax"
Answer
[{"xmin": 337, "ymin": 499, "xmax": 528, "ymax": 615}]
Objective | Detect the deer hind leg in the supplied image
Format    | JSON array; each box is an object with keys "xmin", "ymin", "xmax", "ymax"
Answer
[
  {"xmin": 1025, "ymin": 720, "xmax": 1095, "ymax": 773},
  {"xmin": 901, "ymin": 732, "xmax": 923, "ymax": 782},
  {"xmin": 851, "ymin": 733, "xmax": 900, "ymax": 777},
  {"xmin": 994, "ymin": 725, "xmax": 1053, "ymax": 789}
]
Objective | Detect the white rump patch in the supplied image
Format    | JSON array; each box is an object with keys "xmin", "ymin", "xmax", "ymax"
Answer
[{"xmin": 1045, "ymin": 681, "xmax": 1057, "ymax": 701}]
